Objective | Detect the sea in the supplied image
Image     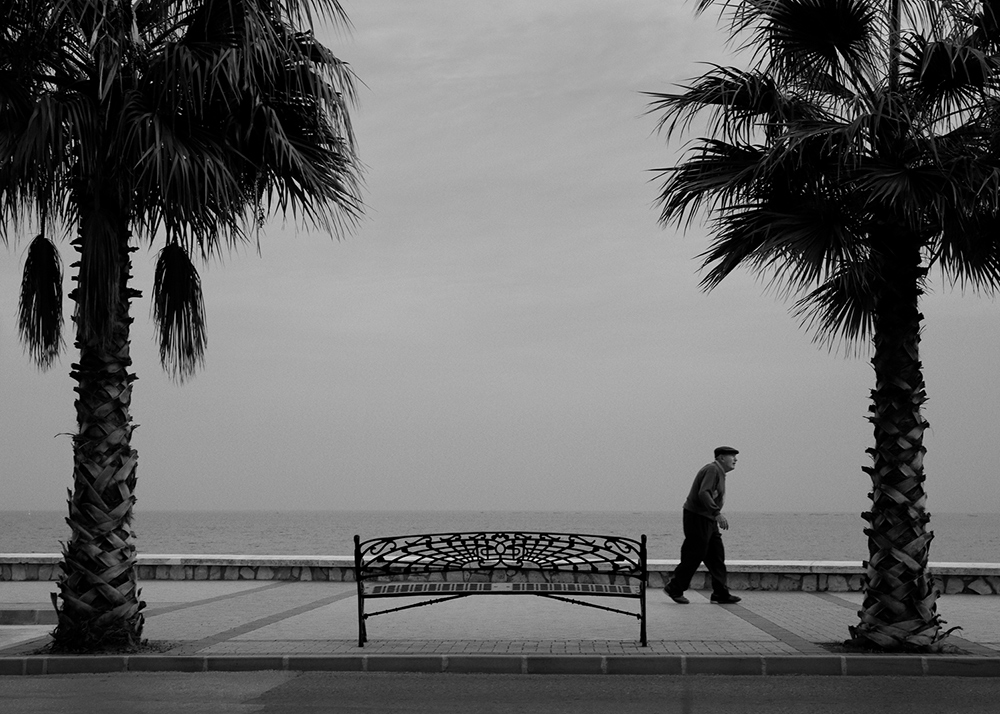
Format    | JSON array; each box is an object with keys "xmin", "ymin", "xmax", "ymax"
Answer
[{"xmin": 2, "ymin": 511, "xmax": 999, "ymax": 562}]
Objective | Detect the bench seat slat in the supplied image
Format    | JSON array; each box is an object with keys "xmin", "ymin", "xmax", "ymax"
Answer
[{"xmin": 367, "ymin": 582, "xmax": 641, "ymax": 596}]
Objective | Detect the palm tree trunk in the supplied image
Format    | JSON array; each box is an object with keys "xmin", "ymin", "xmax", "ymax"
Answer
[
  {"xmin": 52, "ymin": 227, "xmax": 145, "ymax": 651},
  {"xmin": 850, "ymin": 237, "xmax": 944, "ymax": 651}
]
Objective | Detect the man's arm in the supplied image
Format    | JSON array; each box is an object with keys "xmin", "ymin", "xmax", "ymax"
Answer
[{"xmin": 698, "ymin": 467, "xmax": 728, "ymax": 530}]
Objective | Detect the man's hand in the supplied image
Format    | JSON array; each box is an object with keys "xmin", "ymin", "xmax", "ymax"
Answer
[{"xmin": 716, "ymin": 514, "xmax": 729, "ymax": 530}]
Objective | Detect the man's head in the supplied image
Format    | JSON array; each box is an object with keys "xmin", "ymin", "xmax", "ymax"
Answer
[{"xmin": 714, "ymin": 446, "xmax": 739, "ymax": 472}]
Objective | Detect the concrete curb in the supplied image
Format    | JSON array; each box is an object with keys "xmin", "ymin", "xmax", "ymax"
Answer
[{"xmin": 4, "ymin": 653, "xmax": 1000, "ymax": 677}]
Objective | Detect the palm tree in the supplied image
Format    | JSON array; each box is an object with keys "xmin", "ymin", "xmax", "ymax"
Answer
[
  {"xmin": 648, "ymin": 0, "xmax": 1000, "ymax": 650},
  {"xmin": 2, "ymin": 0, "xmax": 361, "ymax": 650}
]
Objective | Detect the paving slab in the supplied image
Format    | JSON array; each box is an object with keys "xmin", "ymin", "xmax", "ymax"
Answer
[
  {"xmin": 3, "ymin": 580, "xmax": 1000, "ymax": 675},
  {"xmin": 0, "ymin": 626, "xmax": 50, "ymax": 650}
]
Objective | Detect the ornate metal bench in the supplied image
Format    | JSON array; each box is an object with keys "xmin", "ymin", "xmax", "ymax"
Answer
[{"xmin": 353, "ymin": 531, "xmax": 647, "ymax": 646}]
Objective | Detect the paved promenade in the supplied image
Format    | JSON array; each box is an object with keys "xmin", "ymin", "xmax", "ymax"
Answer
[{"xmin": 2, "ymin": 580, "xmax": 1000, "ymax": 675}]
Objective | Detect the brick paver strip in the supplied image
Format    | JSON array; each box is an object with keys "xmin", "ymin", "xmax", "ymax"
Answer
[
  {"xmin": 143, "ymin": 581, "xmax": 290, "ymax": 617},
  {"xmin": 0, "ymin": 636, "xmax": 48, "ymax": 656},
  {"xmin": 811, "ymin": 592, "xmax": 998, "ymax": 657},
  {"xmin": 0, "ymin": 610, "xmax": 56, "ymax": 625},
  {"xmin": 809, "ymin": 592, "xmax": 862, "ymax": 612},
  {"xmin": 714, "ymin": 603, "xmax": 827, "ymax": 655},
  {"xmin": 0, "ymin": 581, "xmax": 287, "ymax": 625},
  {"xmin": 0, "ymin": 581, "xmax": 304, "ymax": 657},
  {"xmin": 167, "ymin": 590, "xmax": 357, "ymax": 654}
]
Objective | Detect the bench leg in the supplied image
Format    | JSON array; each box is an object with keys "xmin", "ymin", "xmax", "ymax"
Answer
[
  {"xmin": 357, "ymin": 587, "xmax": 367, "ymax": 647},
  {"xmin": 641, "ymin": 586, "xmax": 648, "ymax": 646}
]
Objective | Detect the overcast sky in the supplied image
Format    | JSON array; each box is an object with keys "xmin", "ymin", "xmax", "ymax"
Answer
[{"xmin": 1, "ymin": 0, "xmax": 998, "ymax": 515}]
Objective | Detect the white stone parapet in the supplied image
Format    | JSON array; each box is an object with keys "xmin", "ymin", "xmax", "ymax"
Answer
[{"xmin": 1, "ymin": 554, "xmax": 998, "ymax": 594}]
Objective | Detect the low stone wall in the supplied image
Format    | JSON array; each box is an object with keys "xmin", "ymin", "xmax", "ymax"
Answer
[{"xmin": 2, "ymin": 555, "xmax": 999, "ymax": 595}]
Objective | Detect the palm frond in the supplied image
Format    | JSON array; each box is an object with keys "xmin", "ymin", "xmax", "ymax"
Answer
[
  {"xmin": 900, "ymin": 33, "xmax": 1000, "ymax": 111},
  {"xmin": 1, "ymin": 84, "xmax": 98, "ymax": 231},
  {"xmin": 695, "ymin": 206, "xmax": 778, "ymax": 288},
  {"xmin": 646, "ymin": 65, "xmax": 823, "ymax": 144},
  {"xmin": 653, "ymin": 139, "xmax": 768, "ymax": 229},
  {"xmin": 855, "ymin": 159, "xmax": 951, "ymax": 233},
  {"xmin": 731, "ymin": 0, "xmax": 882, "ymax": 91},
  {"xmin": 792, "ymin": 262, "xmax": 879, "ymax": 350},
  {"xmin": 936, "ymin": 208, "xmax": 1000, "ymax": 292},
  {"xmin": 970, "ymin": 0, "xmax": 1000, "ymax": 47},
  {"xmin": 127, "ymin": 0, "xmax": 362, "ymax": 252},
  {"xmin": 698, "ymin": 194, "xmax": 866, "ymax": 293},
  {"xmin": 270, "ymin": 0, "xmax": 352, "ymax": 30},
  {"xmin": 122, "ymin": 88, "xmax": 248, "ymax": 255},
  {"xmin": 18, "ymin": 233, "xmax": 65, "ymax": 368},
  {"xmin": 152, "ymin": 242, "xmax": 207, "ymax": 382}
]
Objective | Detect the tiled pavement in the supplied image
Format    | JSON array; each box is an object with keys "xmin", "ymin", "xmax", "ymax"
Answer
[{"xmin": 3, "ymin": 580, "xmax": 1000, "ymax": 675}]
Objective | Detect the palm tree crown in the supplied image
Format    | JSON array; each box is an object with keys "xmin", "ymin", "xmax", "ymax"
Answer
[
  {"xmin": 649, "ymin": 0, "xmax": 1000, "ymax": 650},
  {"xmin": 5, "ymin": 0, "xmax": 360, "ymax": 373},
  {"xmin": 1, "ymin": 0, "xmax": 361, "ymax": 649}
]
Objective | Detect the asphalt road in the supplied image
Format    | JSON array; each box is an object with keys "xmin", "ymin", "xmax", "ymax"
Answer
[{"xmin": 0, "ymin": 672, "xmax": 995, "ymax": 714}]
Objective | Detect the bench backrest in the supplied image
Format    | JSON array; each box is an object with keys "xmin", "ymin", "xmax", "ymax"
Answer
[{"xmin": 354, "ymin": 531, "xmax": 646, "ymax": 580}]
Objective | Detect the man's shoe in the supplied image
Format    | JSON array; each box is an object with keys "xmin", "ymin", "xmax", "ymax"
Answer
[
  {"xmin": 710, "ymin": 593, "xmax": 742, "ymax": 604},
  {"xmin": 663, "ymin": 583, "xmax": 690, "ymax": 604}
]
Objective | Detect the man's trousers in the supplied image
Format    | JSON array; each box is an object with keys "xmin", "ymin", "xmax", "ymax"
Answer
[{"xmin": 666, "ymin": 509, "xmax": 730, "ymax": 597}]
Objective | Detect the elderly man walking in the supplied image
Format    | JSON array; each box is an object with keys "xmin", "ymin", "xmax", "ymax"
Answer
[{"xmin": 664, "ymin": 446, "xmax": 742, "ymax": 605}]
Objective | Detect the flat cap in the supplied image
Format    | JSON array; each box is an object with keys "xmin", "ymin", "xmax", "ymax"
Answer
[{"xmin": 714, "ymin": 446, "xmax": 739, "ymax": 457}]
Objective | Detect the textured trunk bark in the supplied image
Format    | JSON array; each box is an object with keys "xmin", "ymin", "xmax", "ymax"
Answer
[
  {"xmin": 52, "ymin": 223, "xmax": 145, "ymax": 651},
  {"xmin": 850, "ymin": 238, "xmax": 944, "ymax": 650}
]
